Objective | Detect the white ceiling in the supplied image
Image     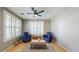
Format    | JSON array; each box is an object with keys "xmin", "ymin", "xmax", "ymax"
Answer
[{"xmin": 7, "ymin": 7, "xmax": 66, "ymax": 20}]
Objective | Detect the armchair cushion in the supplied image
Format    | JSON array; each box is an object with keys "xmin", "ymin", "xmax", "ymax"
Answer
[
  {"xmin": 43, "ymin": 32, "xmax": 53, "ymax": 43},
  {"xmin": 22, "ymin": 32, "xmax": 31, "ymax": 42}
]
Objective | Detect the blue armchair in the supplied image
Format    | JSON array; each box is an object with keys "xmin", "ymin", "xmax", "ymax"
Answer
[
  {"xmin": 43, "ymin": 32, "xmax": 53, "ymax": 43},
  {"xmin": 22, "ymin": 32, "xmax": 31, "ymax": 42}
]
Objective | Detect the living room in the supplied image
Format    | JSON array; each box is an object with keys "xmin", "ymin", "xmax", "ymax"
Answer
[{"xmin": 0, "ymin": 7, "xmax": 79, "ymax": 52}]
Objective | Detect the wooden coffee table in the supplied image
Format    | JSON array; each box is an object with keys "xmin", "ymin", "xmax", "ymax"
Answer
[{"xmin": 30, "ymin": 40, "xmax": 47, "ymax": 49}]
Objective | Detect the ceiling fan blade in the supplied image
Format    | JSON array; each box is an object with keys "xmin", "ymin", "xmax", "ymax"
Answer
[
  {"xmin": 37, "ymin": 14, "xmax": 42, "ymax": 17},
  {"xmin": 27, "ymin": 13, "xmax": 34, "ymax": 14},
  {"xmin": 37, "ymin": 10, "xmax": 44, "ymax": 14},
  {"xmin": 31, "ymin": 7, "xmax": 35, "ymax": 12}
]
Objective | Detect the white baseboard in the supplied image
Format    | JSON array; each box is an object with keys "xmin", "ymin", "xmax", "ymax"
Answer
[
  {"xmin": 3, "ymin": 45, "xmax": 14, "ymax": 52},
  {"xmin": 56, "ymin": 42, "xmax": 71, "ymax": 52}
]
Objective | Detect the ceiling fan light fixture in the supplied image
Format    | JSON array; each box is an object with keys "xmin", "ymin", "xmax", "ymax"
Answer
[
  {"xmin": 33, "ymin": 14, "xmax": 37, "ymax": 17},
  {"xmin": 34, "ymin": 14, "xmax": 37, "ymax": 17}
]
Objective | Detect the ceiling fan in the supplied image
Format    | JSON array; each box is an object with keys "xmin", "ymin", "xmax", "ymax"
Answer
[{"xmin": 27, "ymin": 7, "xmax": 45, "ymax": 17}]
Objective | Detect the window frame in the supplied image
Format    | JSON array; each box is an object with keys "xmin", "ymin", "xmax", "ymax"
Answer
[
  {"xmin": 28, "ymin": 21, "xmax": 44, "ymax": 35},
  {"xmin": 4, "ymin": 10, "xmax": 22, "ymax": 42}
]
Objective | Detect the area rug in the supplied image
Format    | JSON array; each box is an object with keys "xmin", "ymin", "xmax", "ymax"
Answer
[{"xmin": 21, "ymin": 43, "xmax": 56, "ymax": 52}]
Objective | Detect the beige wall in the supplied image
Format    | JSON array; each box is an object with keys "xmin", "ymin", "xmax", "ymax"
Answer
[
  {"xmin": 0, "ymin": 8, "xmax": 22, "ymax": 51},
  {"xmin": 51, "ymin": 7, "xmax": 79, "ymax": 52},
  {"xmin": 0, "ymin": 7, "xmax": 4, "ymax": 51},
  {"xmin": 44, "ymin": 20, "xmax": 51, "ymax": 34}
]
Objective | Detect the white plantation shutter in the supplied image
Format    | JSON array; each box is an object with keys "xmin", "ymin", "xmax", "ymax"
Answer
[
  {"xmin": 4, "ymin": 10, "xmax": 22, "ymax": 42},
  {"xmin": 27, "ymin": 21, "xmax": 44, "ymax": 35}
]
